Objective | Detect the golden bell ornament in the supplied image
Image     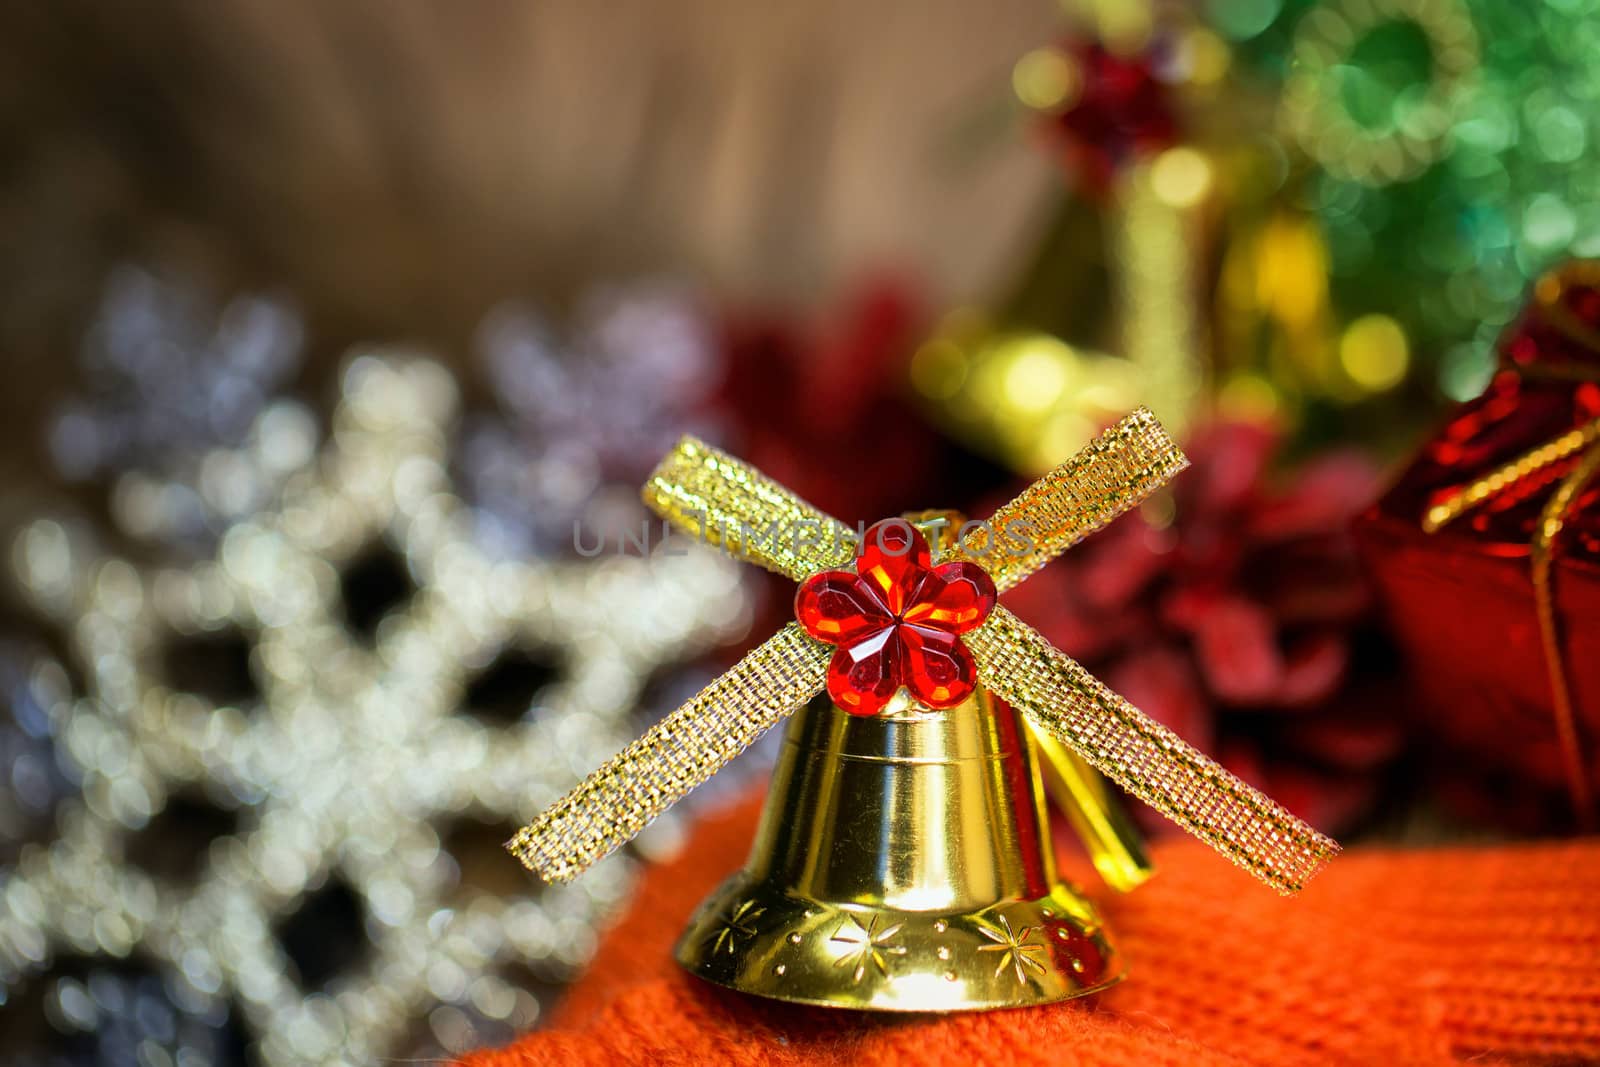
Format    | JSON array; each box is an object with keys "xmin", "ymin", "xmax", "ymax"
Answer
[
  {"xmin": 509, "ymin": 411, "xmax": 1339, "ymax": 1013},
  {"xmin": 677, "ymin": 688, "xmax": 1123, "ymax": 1010}
]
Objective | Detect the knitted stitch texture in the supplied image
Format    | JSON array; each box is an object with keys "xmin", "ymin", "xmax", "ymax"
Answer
[{"xmin": 459, "ymin": 797, "xmax": 1600, "ymax": 1066}]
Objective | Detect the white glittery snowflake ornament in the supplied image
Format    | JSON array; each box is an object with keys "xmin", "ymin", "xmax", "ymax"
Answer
[
  {"xmin": 49, "ymin": 264, "xmax": 308, "ymax": 552},
  {"xmin": 1, "ymin": 354, "xmax": 750, "ymax": 1064},
  {"xmin": 461, "ymin": 283, "xmax": 725, "ymax": 558}
]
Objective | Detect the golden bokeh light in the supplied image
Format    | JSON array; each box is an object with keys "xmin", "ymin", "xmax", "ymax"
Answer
[
  {"xmin": 1339, "ymin": 314, "xmax": 1410, "ymax": 391},
  {"xmin": 910, "ymin": 337, "xmax": 970, "ymax": 401},
  {"xmin": 1149, "ymin": 147, "xmax": 1214, "ymax": 209},
  {"xmin": 1218, "ymin": 372, "xmax": 1283, "ymax": 422},
  {"xmin": 1012, "ymin": 46, "xmax": 1081, "ymax": 111},
  {"xmin": 998, "ymin": 335, "xmax": 1074, "ymax": 415}
]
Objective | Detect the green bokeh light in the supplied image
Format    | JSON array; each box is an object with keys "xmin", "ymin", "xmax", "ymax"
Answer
[
  {"xmin": 1205, "ymin": 0, "xmax": 1285, "ymax": 41},
  {"xmin": 1220, "ymin": 0, "xmax": 1600, "ymax": 403}
]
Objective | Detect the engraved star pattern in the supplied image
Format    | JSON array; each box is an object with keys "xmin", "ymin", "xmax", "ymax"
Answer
[
  {"xmin": 975, "ymin": 914, "xmax": 1050, "ymax": 986},
  {"xmin": 829, "ymin": 911, "xmax": 907, "ymax": 984},
  {"xmin": 707, "ymin": 899, "xmax": 765, "ymax": 956}
]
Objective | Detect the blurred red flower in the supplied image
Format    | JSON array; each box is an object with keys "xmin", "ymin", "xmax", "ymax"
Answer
[
  {"xmin": 1003, "ymin": 419, "xmax": 1402, "ymax": 835},
  {"xmin": 717, "ymin": 277, "xmax": 937, "ymax": 524},
  {"xmin": 1035, "ymin": 38, "xmax": 1180, "ymax": 197}
]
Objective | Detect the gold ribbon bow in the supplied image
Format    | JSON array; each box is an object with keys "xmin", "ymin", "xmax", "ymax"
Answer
[{"xmin": 508, "ymin": 409, "xmax": 1339, "ymax": 893}]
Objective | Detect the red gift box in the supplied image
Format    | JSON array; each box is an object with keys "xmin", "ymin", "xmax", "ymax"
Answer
[{"xmin": 1355, "ymin": 261, "xmax": 1600, "ymax": 828}]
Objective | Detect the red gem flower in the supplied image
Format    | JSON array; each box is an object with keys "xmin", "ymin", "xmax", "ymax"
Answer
[{"xmin": 794, "ymin": 519, "xmax": 997, "ymax": 717}]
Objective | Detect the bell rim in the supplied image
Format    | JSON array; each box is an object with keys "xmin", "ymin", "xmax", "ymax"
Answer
[
  {"xmin": 679, "ymin": 962, "xmax": 1127, "ymax": 1014},
  {"xmin": 675, "ymin": 873, "xmax": 1125, "ymax": 1013}
]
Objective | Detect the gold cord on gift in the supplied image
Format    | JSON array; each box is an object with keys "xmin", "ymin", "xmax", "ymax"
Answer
[
  {"xmin": 507, "ymin": 623, "xmax": 830, "ymax": 882},
  {"xmin": 1421, "ymin": 416, "xmax": 1600, "ymax": 533},
  {"xmin": 1420, "ymin": 262, "xmax": 1600, "ymax": 826},
  {"xmin": 1530, "ymin": 445, "xmax": 1600, "ymax": 828},
  {"xmin": 969, "ymin": 607, "xmax": 1339, "ymax": 894},
  {"xmin": 1423, "ymin": 407, "xmax": 1600, "ymax": 825},
  {"xmin": 509, "ymin": 408, "xmax": 1340, "ymax": 894}
]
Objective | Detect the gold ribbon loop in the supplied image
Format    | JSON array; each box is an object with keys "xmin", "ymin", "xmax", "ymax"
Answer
[
  {"xmin": 643, "ymin": 436, "xmax": 855, "ymax": 581},
  {"xmin": 952, "ymin": 407, "xmax": 1189, "ymax": 592},
  {"xmin": 969, "ymin": 606, "xmax": 1340, "ymax": 894},
  {"xmin": 507, "ymin": 623, "xmax": 829, "ymax": 883}
]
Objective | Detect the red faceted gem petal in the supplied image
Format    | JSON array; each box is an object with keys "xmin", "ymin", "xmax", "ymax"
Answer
[
  {"xmin": 795, "ymin": 570, "xmax": 892, "ymax": 646},
  {"xmin": 856, "ymin": 519, "xmax": 932, "ymax": 615},
  {"xmin": 797, "ymin": 517, "xmax": 994, "ymax": 717},
  {"xmin": 903, "ymin": 561, "xmax": 997, "ymax": 634},
  {"xmin": 900, "ymin": 625, "xmax": 978, "ymax": 709},
  {"xmin": 826, "ymin": 629, "xmax": 902, "ymax": 717}
]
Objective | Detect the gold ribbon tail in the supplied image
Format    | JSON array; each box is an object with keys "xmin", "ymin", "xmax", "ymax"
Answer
[
  {"xmin": 508, "ymin": 624, "xmax": 829, "ymax": 882},
  {"xmin": 969, "ymin": 607, "xmax": 1340, "ymax": 895},
  {"xmin": 1026, "ymin": 718, "xmax": 1155, "ymax": 892}
]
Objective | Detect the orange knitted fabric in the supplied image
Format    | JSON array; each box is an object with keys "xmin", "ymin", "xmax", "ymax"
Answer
[{"xmin": 460, "ymin": 798, "xmax": 1600, "ymax": 1066}]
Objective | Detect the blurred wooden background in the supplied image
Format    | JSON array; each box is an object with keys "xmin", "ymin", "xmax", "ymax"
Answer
[{"xmin": 0, "ymin": 0, "xmax": 1063, "ymax": 468}]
